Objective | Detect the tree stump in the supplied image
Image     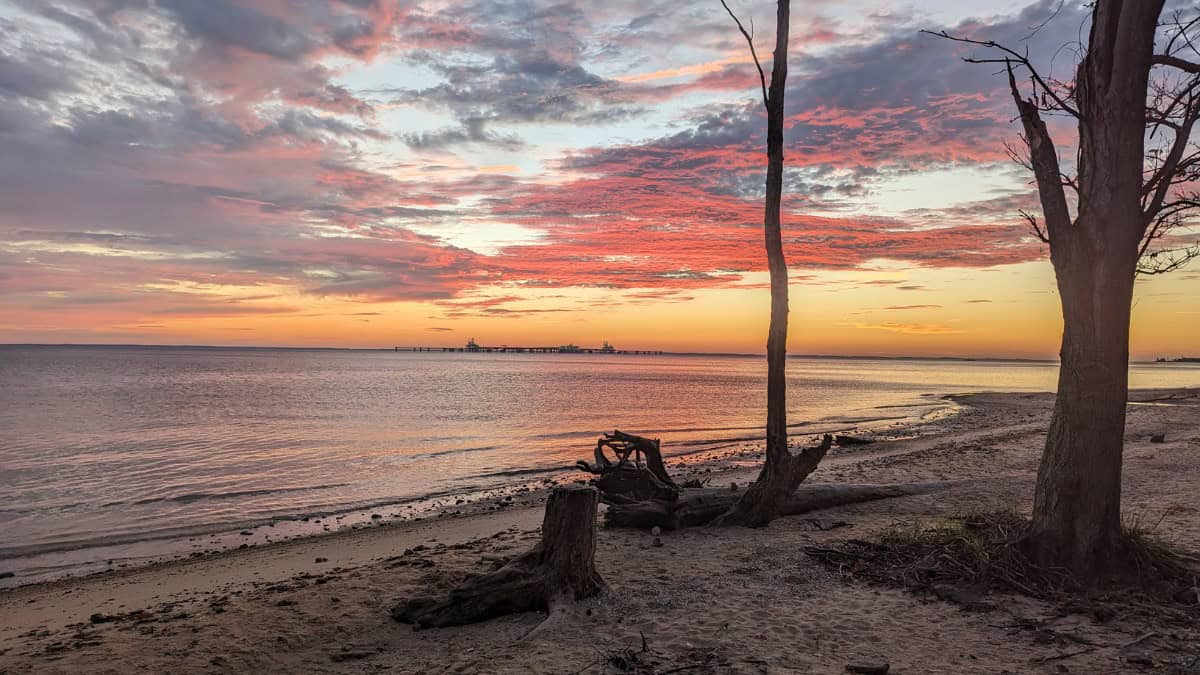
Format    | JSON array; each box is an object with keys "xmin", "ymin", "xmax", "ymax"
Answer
[{"xmin": 391, "ymin": 485, "xmax": 605, "ymax": 630}]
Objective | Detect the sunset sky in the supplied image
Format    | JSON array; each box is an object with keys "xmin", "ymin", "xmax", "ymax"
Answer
[{"xmin": 1, "ymin": 0, "xmax": 1196, "ymax": 358}]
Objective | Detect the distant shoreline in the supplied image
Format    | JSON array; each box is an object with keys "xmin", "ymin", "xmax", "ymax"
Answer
[
  {"xmin": 7, "ymin": 342, "xmax": 1199, "ymax": 365},
  {"xmin": 0, "ymin": 342, "xmax": 1072, "ymax": 363}
]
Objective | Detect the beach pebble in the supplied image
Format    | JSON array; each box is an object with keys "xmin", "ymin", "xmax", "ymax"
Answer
[{"xmin": 314, "ymin": 557, "xmax": 328, "ymax": 564}]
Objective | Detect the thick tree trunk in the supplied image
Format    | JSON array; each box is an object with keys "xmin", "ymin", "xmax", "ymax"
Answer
[
  {"xmin": 391, "ymin": 485, "xmax": 604, "ymax": 629},
  {"xmin": 1023, "ymin": 222, "xmax": 1140, "ymax": 578},
  {"xmin": 1015, "ymin": 1, "xmax": 1161, "ymax": 580}
]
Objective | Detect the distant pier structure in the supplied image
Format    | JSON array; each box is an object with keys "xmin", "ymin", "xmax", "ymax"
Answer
[{"xmin": 396, "ymin": 338, "xmax": 662, "ymax": 355}]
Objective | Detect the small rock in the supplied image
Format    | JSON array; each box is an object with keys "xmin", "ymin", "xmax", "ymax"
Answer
[
  {"xmin": 729, "ymin": 482, "xmax": 738, "ymax": 492},
  {"xmin": 1150, "ymin": 433, "xmax": 1166, "ymax": 443},
  {"xmin": 239, "ymin": 531, "xmax": 252, "ymax": 536},
  {"xmin": 650, "ymin": 526, "xmax": 662, "ymax": 536},
  {"xmin": 0, "ymin": 572, "xmax": 14, "ymax": 579},
  {"xmin": 371, "ymin": 513, "xmax": 382, "ymax": 520},
  {"xmin": 314, "ymin": 557, "xmax": 328, "ymax": 564}
]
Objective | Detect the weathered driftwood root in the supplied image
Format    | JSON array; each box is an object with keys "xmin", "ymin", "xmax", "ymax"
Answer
[
  {"xmin": 576, "ymin": 430, "xmax": 680, "ymax": 503},
  {"xmin": 604, "ymin": 482, "xmax": 957, "ymax": 530},
  {"xmin": 391, "ymin": 485, "xmax": 605, "ymax": 629}
]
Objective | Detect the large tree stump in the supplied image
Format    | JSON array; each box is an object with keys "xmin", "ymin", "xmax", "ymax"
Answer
[{"xmin": 391, "ymin": 485, "xmax": 605, "ymax": 630}]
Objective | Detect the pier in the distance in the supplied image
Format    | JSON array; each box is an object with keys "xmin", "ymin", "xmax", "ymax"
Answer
[{"xmin": 396, "ymin": 338, "xmax": 663, "ymax": 355}]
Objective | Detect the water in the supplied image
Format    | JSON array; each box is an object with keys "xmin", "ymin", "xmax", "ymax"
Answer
[{"xmin": 2, "ymin": 345, "xmax": 1198, "ymax": 582}]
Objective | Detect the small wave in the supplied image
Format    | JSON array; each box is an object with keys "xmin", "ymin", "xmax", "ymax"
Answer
[
  {"xmin": 407, "ymin": 445, "xmax": 498, "ymax": 460},
  {"xmin": 469, "ymin": 465, "xmax": 565, "ymax": 479},
  {"xmin": 101, "ymin": 483, "xmax": 349, "ymax": 509}
]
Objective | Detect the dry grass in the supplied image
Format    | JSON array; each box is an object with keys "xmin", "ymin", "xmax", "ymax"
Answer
[{"xmin": 806, "ymin": 511, "xmax": 1200, "ymax": 625}]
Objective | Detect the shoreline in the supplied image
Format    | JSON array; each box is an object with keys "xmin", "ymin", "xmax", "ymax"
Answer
[
  {"xmin": 0, "ymin": 394, "xmax": 964, "ymax": 588},
  {"xmin": 2, "ymin": 388, "xmax": 1197, "ymax": 673}
]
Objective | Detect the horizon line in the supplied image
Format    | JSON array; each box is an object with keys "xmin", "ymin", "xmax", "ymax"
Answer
[{"xmin": 0, "ymin": 341, "xmax": 1099, "ymax": 363}]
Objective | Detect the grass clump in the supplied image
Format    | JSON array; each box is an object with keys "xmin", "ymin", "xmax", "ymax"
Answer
[{"xmin": 806, "ymin": 511, "xmax": 1200, "ymax": 624}]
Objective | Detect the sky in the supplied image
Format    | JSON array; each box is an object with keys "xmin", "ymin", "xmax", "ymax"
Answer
[{"xmin": 0, "ymin": 0, "xmax": 1196, "ymax": 358}]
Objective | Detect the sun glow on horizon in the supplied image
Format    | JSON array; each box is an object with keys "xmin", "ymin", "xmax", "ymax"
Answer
[{"xmin": 0, "ymin": 0, "xmax": 1196, "ymax": 359}]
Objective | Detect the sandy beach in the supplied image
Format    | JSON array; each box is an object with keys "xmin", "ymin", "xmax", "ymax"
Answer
[{"xmin": 2, "ymin": 389, "xmax": 1197, "ymax": 674}]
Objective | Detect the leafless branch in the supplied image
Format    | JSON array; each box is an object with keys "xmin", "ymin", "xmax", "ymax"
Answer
[
  {"xmin": 720, "ymin": 0, "xmax": 769, "ymax": 108},
  {"xmin": 922, "ymin": 30, "xmax": 1081, "ymax": 118},
  {"xmin": 1137, "ymin": 243, "xmax": 1200, "ymax": 274},
  {"xmin": 1152, "ymin": 53, "xmax": 1200, "ymax": 74},
  {"xmin": 1022, "ymin": 209, "xmax": 1050, "ymax": 243}
]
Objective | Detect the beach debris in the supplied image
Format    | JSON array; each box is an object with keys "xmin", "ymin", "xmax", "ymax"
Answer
[
  {"xmin": 391, "ymin": 485, "xmax": 605, "ymax": 630},
  {"xmin": 845, "ymin": 663, "xmax": 889, "ymax": 674},
  {"xmin": 576, "ymin": 430, "xmax": 678, "ymax": 503},
  {"xmin": 604, "ymin": 481, "xmax": 958, "ymax": 531},
  {"xmin": 835, "ymin": 435, "xmax": 874, "ymax": 446},
  {"xmin": 577, "ymin": 431, "xmax": 956, "ymax": 530},
  {"xmin": 314, "ymin": 557, "xmax": 328, "ymax": 563}
]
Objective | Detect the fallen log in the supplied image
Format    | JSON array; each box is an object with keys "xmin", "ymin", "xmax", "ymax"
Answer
[
  {"xmin": 604, "ymin": 482, "xmax": 957, "ymax": 530},
  {"xmin": 835, "ymin": 434, "xmax": 874, "ymax": 446},
  {"xmin": 391, "ymin": 485, "xmax": 605, "ymax": 630}
]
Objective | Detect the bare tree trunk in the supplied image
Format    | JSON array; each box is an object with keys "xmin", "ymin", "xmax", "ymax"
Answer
[
  {"xmin": 1018, "ymin": 2, "xmax": 1161, "ymax": 579},
  {"xmin": 933, "ymin": 1, "xmax": 1199, "ymax": 581},
  {"xmin": 1025, "ymin": 220, "xmax": 1141, "ymax": 577},
  {"xmin": 718, "ymin": 0, "xmax": 829, "ymax": 527}
]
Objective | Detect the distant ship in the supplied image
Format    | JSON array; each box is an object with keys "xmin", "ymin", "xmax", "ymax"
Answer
[
  {"xmin": 601, "ymin": 341, "xmax": 616, "ymax": 353},
  {"xmin": 466, "ymin": 337, "xmax": 481, "ymax": 351},
  {"xmin": 558, "ymin": 343, "xmax": 581, "ymax": 353}
]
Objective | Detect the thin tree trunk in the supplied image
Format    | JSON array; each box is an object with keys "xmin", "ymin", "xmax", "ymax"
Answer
[{"xmin": 719, "ymin": 0, "xmax": 830, "ymax": 527}]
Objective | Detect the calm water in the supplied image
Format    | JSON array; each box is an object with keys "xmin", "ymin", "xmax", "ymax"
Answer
[{"xmin": 2, "ymin": 345, "xmax": 1198, "ymax": 582}]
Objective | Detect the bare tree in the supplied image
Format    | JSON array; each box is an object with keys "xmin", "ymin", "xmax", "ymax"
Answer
[
  {"xmin": 930, "ymin": 1, "xmax": 1200, "ymax": 579},
  {"xmin": 716, "ymin": 0, "xmax": 831, "ymax": 527}
]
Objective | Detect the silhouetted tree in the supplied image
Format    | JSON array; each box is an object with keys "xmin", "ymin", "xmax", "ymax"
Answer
[
  {"xmin": 931, "ymin": 2, "xmax": 1200, "ymax": 579},
  {"xmin": 716, "ymin": 0, "xmax": 831, "ymax": 527}
]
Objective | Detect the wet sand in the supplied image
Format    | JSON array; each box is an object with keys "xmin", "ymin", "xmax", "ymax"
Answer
[{"xmin": 1, "ymin": 389, "xmax": 1197, "ymax": 674}]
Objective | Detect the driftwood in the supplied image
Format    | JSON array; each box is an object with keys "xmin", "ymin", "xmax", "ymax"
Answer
[
  {"xmin": 576, "ymin": 431, "xmax": 955, "ymax": 529},
  {"xmin": 835, "ymin": 434, "xmax": 874, "ymax": 446},
  {"xmin": 391, "ymin": 485, "xmax": 605, "ymax": 629},
  {"xmin": 576, "ymin": 430, "xmax": 679, "ymax": 503},
  {"xmin": 604, "ymin": 482, "xmax": 955, "ymax": 530}
]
